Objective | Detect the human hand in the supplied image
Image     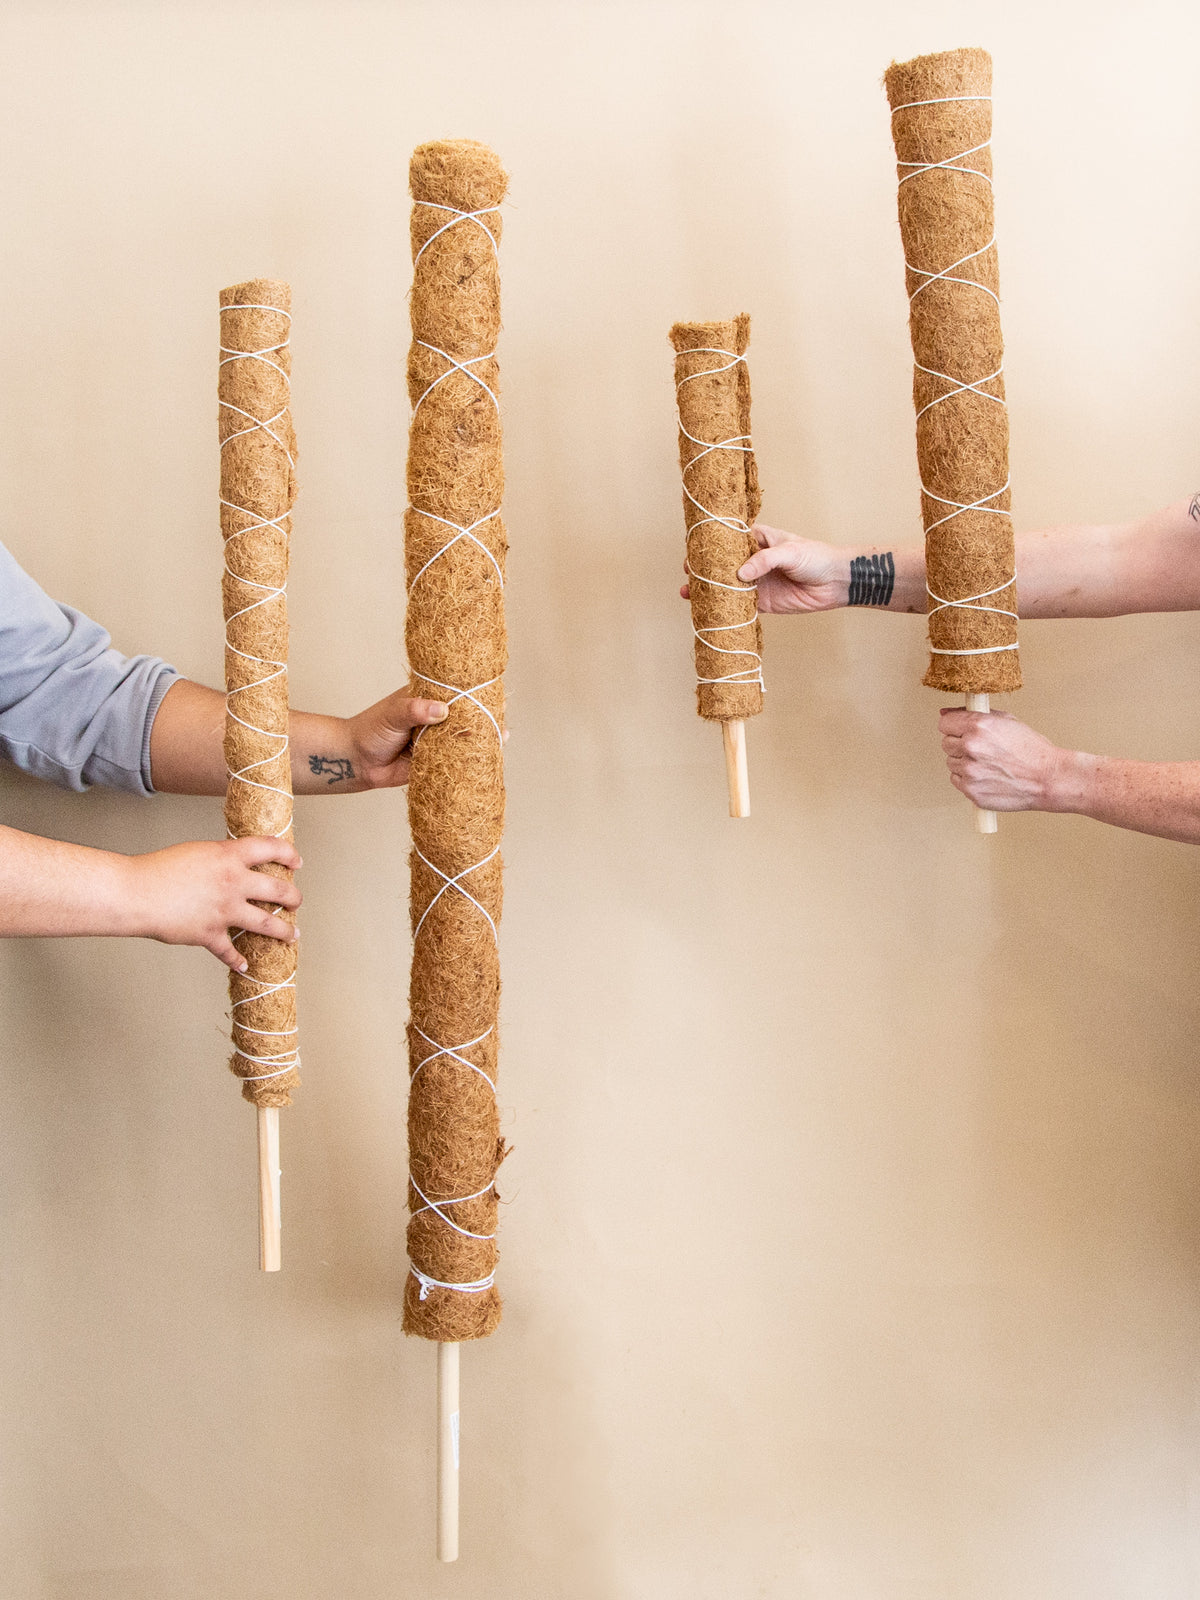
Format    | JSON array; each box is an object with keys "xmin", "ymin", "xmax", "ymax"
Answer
[
  {"xmin": 679, "ymin": 524, "xmax": 848, "ymax": 614},
  {"xmin": 939, "ymin": 708, "xmax": 1086, "ymax": 813},
  {"xmin": 344, "ymin": 689, "xmax": 452, "ymax": 789},
  {"xmin": 127, "ymin": 837, "xmax": 302, "ymax": 970}
]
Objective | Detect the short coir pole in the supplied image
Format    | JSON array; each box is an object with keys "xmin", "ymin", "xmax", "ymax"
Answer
[
  {"xmin": 671, "ymin": 315, "xmax": 764, "ymax": 818},
  {"xmin": 885, "ymin": 48, "xmax": 1021, "ymax": 835},
  {"xmin": 218, "ymin": 280, "xmax": 301, "ymax": 1270}
]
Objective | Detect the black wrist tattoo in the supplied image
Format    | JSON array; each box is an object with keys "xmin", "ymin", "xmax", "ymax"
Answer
[
  {"xmin": 309, "ymin": 755, "xmax": 355, "ymax": 784},
  {"xmin": 848, "ymin": 551, "xmax": 895, "ymax": 607},
  {"xmin": 1189, "ymin": 494, "xmax": 1200, "ymax": 522}
]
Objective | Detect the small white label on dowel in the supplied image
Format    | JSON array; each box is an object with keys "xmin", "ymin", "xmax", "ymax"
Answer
[{"xmin": 450, "ymin": 1410, "xmax": 460, "ymax": 1470}]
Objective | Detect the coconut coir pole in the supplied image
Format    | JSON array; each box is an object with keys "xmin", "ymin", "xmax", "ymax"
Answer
[
  {"xmin": 404, "ymin": 140, "xmax": 508, "ymax": 1562},
  {"xmin": 885, "ymin": 48, "xmax": 1020, "ymax": 833},
  {"xmin": 218, "ymin": 279, "xmax": 300, "ymax": 1271},
  {"xmin": 671, "ymin": 316, "xmax": 764, "ymax": 817}
]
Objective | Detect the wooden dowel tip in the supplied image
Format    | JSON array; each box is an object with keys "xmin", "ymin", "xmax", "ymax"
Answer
[
  {"xmin": 964, "ymin": 694, "xmax": 998, "ymax": 835},
  {"xmin": 257, "ymin": 1105, "xmax": 281, "ymax": 1273},
  {"xmin": 722, "ymin": 719, "xmax": 751, "ymax": 818},
  {"xmin": 437, "ymin": 1341, "xmax": 460, "ymax": 1562}
]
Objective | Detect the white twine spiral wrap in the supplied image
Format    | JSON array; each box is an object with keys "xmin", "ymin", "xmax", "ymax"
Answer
[
  {"xmin": 219, "ymin": 298, "xmax": 299, "ymax": 1085},
  {"xmin": 674, "ymin": 346, "xmax": 764, "ymax": 692},
  {"xmin": 892, "ymin": 92, "xmax": 1018, "ymax": 657},
  {"xmin": 407, "ymin": 199, "xmax": 502, "ymax": 1299}
]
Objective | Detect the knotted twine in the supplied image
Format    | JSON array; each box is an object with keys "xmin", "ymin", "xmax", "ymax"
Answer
[
  {"xmin": 885, "ymin": 47, "xmax": 1021, "ymax": 693},
  {"xmin": 404, "ymin": 141, "xmax": 508, "ymax": 1343},
  {"xmin": 671, "ymin": 315, "xmax": 765, "ymax": 719},
  {"xmin": 218, "ymin": 279, "xmax": 299, "ymax": 1108}
]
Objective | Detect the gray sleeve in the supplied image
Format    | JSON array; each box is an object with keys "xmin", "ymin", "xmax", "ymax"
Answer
[{"xmin": 0, "ymin": 543, "xmax": 179, "ymax": 796}]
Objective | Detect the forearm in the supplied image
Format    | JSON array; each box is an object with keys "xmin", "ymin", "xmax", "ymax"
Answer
[
  {"xmin": 837, "ymin": 530, "xmax": 1117, "ymax": 616},
  {"xmin": 844, "ymin": 498, "xmax": 1200, "ymax": 621},
  {"xmin": 1008, "ymin": 499, "xmax": 1200, "ymax": 618},
  {"xmin": 149, "ymin": 679, "xmax": 373, "ymax": 796},
  {"xmin": 842, "ymin": 546, "xmax": 928, "ymax": 613},
  {"xmin": 0, "ymin": 824, "xmax": 140, "ymax": 938},
  {"xmin": 1048, "ymin": 751, "xmax": 1200, "ymax": 844},
  {"xmin": 841, "ymin": 527, "xmax": 1119, "ymax": 618}
]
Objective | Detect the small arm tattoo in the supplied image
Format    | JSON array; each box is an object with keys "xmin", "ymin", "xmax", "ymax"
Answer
[
  {"xmin": 1189, "ymin": 494, "xmax": 1200, "ymax": 522},
  {"xmin": 309, "ymin": 755, "xmax": 355, "ymax": 785},
  {"xmin": 848, "ymin": 551, "xmax": 895, "ymax": 606}
]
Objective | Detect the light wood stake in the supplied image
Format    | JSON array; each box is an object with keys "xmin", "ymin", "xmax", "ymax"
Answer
[
  {"xmin": 966, "ymin": 693, "xmax": 998, "ymax": 834},
  {"xmin": 257, "ymin": 1106, "xmax": 281, "ymax": 1272},
  {"xmin": 437, "ymin": 1341, "xmax": 460, "ymax": 1561},
  {"xmin": 722, "ymin": 719, "xmax": 750, "ymax": 818}
]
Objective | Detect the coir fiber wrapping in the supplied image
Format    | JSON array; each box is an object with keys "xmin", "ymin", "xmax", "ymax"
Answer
[
  {"xmin": 885, "ymin": 48, "xmax": 1021, "ymax": 693},
  {"xmin": 404, "ymin": 141, "xmax": 508, "ymax": 1342},
  {"xmin": 218, "ymin": 280, "xmax": 299, "ymax": 1108},
  {"xmin": 671, "ymin": 316, "xmax": 764, "ymax": 720}
]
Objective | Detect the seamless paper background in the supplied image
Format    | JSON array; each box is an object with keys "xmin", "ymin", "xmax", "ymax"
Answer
[{"xmin": 2, "ymin": 2, "xmax": 1199, "ymax": 1596}]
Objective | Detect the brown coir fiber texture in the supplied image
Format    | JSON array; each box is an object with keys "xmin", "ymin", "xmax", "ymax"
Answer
[
  {"xmin": 404, "ymin": 140, "xmax": 508, "ymax": 1342},
  {"xmin": 671, "ymin": 316, "xmax": 764, "ymax": 720},
  {"xmin": 885, "ymin": 48, "xmax": 1021, "ymax": 693},
  {"xmin": 218, "ymin": 280, "xmax": 299, "ymax": 1109}
]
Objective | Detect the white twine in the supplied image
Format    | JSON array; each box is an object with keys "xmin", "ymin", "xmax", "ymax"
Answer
[
  {"xmin": 411, "ymin": 1265, "xmax": 496, "ymax": 1301},
  {"xmin": 411, "ymin": 341, "xmax": 499, "ymax": 420},
  {"xmin": 405, "ymin": 199, "xmax": 505, "ymax": 1299},
  {"xmin": 414, "ymin": 200, "xmax": 500, "ymax": 262},
  {"xmin": 674, "ymin": 346, "xmax": 764, "ymax": 692},
  {"xmin": 411, "ymin": 1023, "xmax": 496, "ymax": 1090},
  {"xmin": 409, "ymin": 1176, "xmax": 497, "ymax": 1241},
  {"xmin": 219, "ymin": 299, "xmax": 299, "ymax": 1085},
  {"xmin": 892, "ymin": 92, "xmax": 1017, "ymax": 658}
]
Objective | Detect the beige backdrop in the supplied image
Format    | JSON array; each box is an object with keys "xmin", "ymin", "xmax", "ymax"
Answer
[{"xmin": 2, "ymin": 2, "xmax": 1200, "ymax": 1596}]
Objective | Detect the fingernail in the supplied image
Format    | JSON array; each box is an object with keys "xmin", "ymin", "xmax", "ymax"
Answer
[
  {"xmin": 238, "ymin": 961, "xmax": 249, "ymax": 973},
  {"xmin": 432, "ymin": 702, "xmax": 449, "ymax": 721},
  {"xmin": 296, "ymin": 857, "xmax": 303, "ymax": 868}
]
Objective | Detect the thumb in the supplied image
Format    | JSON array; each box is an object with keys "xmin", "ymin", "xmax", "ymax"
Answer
[
  {"xmin": 738, "ymin": 543, "xmax": 807, "ymax": 583},
  {"xmin": 369, "ymin": 689, "xmax": 449, "ymax": 738}
]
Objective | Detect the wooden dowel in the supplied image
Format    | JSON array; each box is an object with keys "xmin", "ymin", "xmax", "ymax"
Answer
[
  {"xmin": 722, "ymin": 718, "xmax": 750, "ymax": 818},
  {"xmin": 437, "ymin": 1341, "xmax": 460, "ymax": 1561},
  {"xmin": 257, "ymin": 1106, "xmax": 281, "ymax": 1272},
  {"xmin": 965, "ymin": 693, "xmax": 998, "ymax": 834}
]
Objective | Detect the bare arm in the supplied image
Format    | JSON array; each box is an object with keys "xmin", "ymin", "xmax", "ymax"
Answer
[
  {"xmin": 702, "ymin": 497, "xmax": 1200, "ymax": 842},
  {"xmin": 0, "ymin": 824, "xmax": 302, "ymax": 967},
  {"xmin": 711, "ymin": 496, "xmax": 1200, "ymax": 620},
  {"xmin": 149, "ymin": 680, "xmax": 449, "ymax": 797}
]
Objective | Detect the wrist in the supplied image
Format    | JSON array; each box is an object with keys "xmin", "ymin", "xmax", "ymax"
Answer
[
  {"xmin": 846, "ymin": 550, "xmax": 894, "ymax": 608},
  {"xmin": 1043, "ymin": 747, "xmax": 1097, "ymax": 814},
  {"xmin": 114, "ymin": 852, "xmax": 159, "ymax": 939},
  {"xmin": 340, "ymin": 715, "xmax": 376, "ymax": 790},
  {"xmin": 292, "ymin": 713, "xmax": 363, "ymax": 792}
]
